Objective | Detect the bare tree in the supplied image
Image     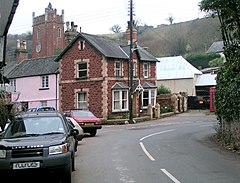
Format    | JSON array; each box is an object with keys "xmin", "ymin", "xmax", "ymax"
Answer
[
  {"xmin": 110, "ymin": 24, "xmax": 122, "ymax": 33},
  {"xmin": 166, "ymin": 15, "xmax": 175, "ymax": 25}
]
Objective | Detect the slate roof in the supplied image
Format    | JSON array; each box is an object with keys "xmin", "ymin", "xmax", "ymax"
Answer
[
  {"xmin": 3, "ymin": 61, "xmax": 17, "ymax": 76},
  {"xmin": 112, "ymin": 82, "xmax": 129, "ymax": 90},
  {"xmin": 156, "ymin": 56, "xmax": 202, "ymax": 80},
  {"xmin": 143, "ymin": 82, "xmax": 157, "ymax": 88},
  {"xmin": 207, "ymin": 41, "xmax": 224, "ymax": 53},
  {"xmin": 121, "ymin": 45, "xmax": 158, "ymax": 62},
  {"xmin": 195, "ymin": 73, "xmax": 217, "ymax": 86},
  {"xmin": 6, "ymin": 56, "xmax": 58, "ymax": 79},
  {"xmin": 55, "ymin": 32, "xmax": 158, "ymax": 62}
]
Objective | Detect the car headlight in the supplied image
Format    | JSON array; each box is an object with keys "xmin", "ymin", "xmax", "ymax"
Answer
[
  {"xmin": 49, "ymin": 143, "xmax": 68, "ymax": 155},
  {"xmin": 0, "ymin": 150, "xmax": 6, "ymax": 158}
]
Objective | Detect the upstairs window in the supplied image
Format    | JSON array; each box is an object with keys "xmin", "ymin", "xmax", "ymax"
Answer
[
  {"xmin": 133, "ymin": 61, "xmax": 137, "ymax": 77},
  {"xmin": 77, "ymin": 62, "xmax": 87, "ymax": 79},
  {"xmin": 41, "ymin": 75, "xmax": 49, "ymax": 88},
  {"xmin": 78, "ymin": 41, "xmax": 85, "ymax": 50},
  {"xmin": 143, "ymin": 63, "xmax": 149, "ymax": 78},
  {"xmin": 10, "ymin": 79, "xmax": 16, "ymax": 92},
  {"xmin": 115, "ymin": 61, "xmax": 122, "ymax": 77}
]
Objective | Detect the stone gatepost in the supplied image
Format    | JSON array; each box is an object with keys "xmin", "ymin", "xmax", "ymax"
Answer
[
  {"xmin": 178, "ymin": 94, "xmax": 183, "ymax": 113},
  {"xmin": 147, "ymin": 104, "xmax": 153, "ymax": 119},
  {"xmin": 171, "ymin": 94, "xmax": 178, "ymax": 114},
  {"xmin": 155, "ymin": 103, "xmax": 161, "ymax": 119},
  {"xmin": 184, "ymin": 96, "xmax": 188, "ymax": 112}
]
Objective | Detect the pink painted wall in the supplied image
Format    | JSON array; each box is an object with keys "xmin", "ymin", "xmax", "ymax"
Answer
[{"xmin": 12, "ymin": 74, "xmax": 59, "ymax": 110}]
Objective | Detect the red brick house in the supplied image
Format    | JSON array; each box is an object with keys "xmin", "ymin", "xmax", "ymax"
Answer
[{"xmin": 55, "ymin": 29, "xmax": 158, "ymax": 120}]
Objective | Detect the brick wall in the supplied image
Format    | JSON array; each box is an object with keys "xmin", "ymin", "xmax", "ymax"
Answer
[
  {"xmin": 60, "ymin": 39, "xmax": 104, "ymax": 117},
  {"xmin": 32, "ymin": 9, "xmax": 64, "ymax": 59}
]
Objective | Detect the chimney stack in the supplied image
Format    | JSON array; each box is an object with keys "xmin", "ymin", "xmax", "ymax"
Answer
[
  {"xmin": 64, "ymin": 21, "xmax": 79, "ymax": 46},
  {"xmin": 15, "ymin": 40, "xmax": 28, "ymax": 63},
  {"xmin": 126, "ymin": 21, "xmax": 137, "ymax": 45}
]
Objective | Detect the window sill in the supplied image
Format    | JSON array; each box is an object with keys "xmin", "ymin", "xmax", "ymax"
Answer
[
  {"xmin": 39, "ymin": 88, "xmax": 49, "ymax": 90},
  {"xmin": 112, "ymin": 110, "xmax": 129, "ymax": 113},
  {"xmin": 76, "ymin": 77, "xmax": 87, "ymax": 80}
]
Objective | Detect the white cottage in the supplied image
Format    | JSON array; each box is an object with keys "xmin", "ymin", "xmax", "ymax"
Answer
[{"xmin": 156, "ymin": 56, "xmax": 202, "ymax": 96}]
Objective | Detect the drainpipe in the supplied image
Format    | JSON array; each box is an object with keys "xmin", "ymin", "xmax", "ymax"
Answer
[{"xmin": 55, "ymin": 72, "xmax": 58, "ymax": 110}]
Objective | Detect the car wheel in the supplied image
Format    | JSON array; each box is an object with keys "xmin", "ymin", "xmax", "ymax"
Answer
[
  {"xmin": 60, "ymin": 159, "xmax": 72, "ymax": 183},
  {"xmin": 72, "ymin": 152, "xmax": 76, "ymax": 171},
  {"xmin": 90, "ymin": 129, "xmax": 97, "ymax": 136}
]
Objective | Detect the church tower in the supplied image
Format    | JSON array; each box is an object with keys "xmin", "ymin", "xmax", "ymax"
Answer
[{"xmin": 32, "ymin": 3, "xmax": 65, "ymax": 58}]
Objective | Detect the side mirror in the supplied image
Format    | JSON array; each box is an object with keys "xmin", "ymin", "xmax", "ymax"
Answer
[{"xmin": 69, "ymin": 129, "xmax": 79, "ymax": 137}]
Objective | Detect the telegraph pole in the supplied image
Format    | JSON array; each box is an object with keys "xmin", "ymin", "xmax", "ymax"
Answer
[{"xmin": 129, "ymin": 0, "xmax": 134, "ymax": 124}]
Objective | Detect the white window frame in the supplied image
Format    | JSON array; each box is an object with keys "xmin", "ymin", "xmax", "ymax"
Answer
[
  {"xmin": 143, "ymin": 63, "xmax": 149, "ymax": 78},
  {"xmin": 142, "ymin": 89, "xmax": 156, "ymax": 108},
  {"xmin": 78, "ymin": 41, "xmax": 85, "ymax": 50},
  {"xmin": 77, "ymin": 62, "xmax": 87, "ymax": 79},
  {"xmin": 133, "ymin": 61, "xmax": 137, "ymax": 77},
  {"xmin": 115, "ymin": 61, "xmax": 122, "ymax": 77},
  {"xmin": 10, "ymin": 79, "xmax": 16, "ymax": 92},
  {"xmin": 112, "ymin": 90, "xmax": 128, "ymax": 112},
  {"xmin": 41, "ymin": 75, "xmax": 49, "ymax": 88},
  {"xmin": 77, "ymin": 92, "xmax": 88, "ymax": 109}
]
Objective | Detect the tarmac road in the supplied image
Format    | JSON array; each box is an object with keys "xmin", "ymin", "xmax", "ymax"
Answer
[{"xmin": 72, "ymin": 111, "xmax": 240, "ymax": 183}]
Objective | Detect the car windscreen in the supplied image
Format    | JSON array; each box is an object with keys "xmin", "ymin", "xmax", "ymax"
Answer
[
  {"xmin": 72, "ymin": 111, "xmax": 94, "ymax": 117},
  {"xmin": 3, "ymin": 116, "xmax": 65, "ymax": 138}
]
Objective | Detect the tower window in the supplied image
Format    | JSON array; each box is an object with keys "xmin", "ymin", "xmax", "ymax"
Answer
[
  {"xmin": 57, "ymin": 28, "xmax": 61, "ymax": 38},
  {"xmin": 37, "ymin": 28, "xmax": 41, "ymax": 40}
]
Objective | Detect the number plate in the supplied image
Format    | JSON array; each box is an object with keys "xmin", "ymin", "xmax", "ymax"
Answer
[
  {"xmin": 13, "ymin": 162, "xmax": 40, "ymax": 170},
  {"xmin": 199, "ymin": 101, "xmax": 203, "ymax": 104},
  {"xmin": 85, "ymin": 123, "xmax": 94, "ymax": 126}
]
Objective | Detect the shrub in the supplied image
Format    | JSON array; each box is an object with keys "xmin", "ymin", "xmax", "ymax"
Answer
[{"xmin": 157, "ymin": 85, "xmax": 171, "ymax": 95}]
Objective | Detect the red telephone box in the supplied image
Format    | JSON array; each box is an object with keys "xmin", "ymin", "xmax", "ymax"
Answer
[{"xmin": 210, "ymin": 87, "xmax": 216, "ymax": 112}]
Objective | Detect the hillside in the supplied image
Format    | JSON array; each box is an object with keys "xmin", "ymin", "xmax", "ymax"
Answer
[
  {"xmin": 108, "ymin": 17, "xmax": 222, "ymax": 57},
  {"xmin": 6, "ymin": 17, "xmax": 222, "ymax": 61}
]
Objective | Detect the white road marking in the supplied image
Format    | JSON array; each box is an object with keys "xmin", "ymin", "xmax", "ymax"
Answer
[
  {"xmin": 161, "ymin": 169, "xmax": 181, "ymax": 183},
  {"xmin": 140, "ymin": 129, "xmax": 175, "ymax": 141},
  {"xmin": 139, "ymin": 142, "xmax": 155, "ymax": 161},
  {"xmin": 139, "ymin": 129, "xmax": 175, "ymax": 161}
]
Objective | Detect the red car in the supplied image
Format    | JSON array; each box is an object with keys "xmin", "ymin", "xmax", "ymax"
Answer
[{"xmin": 64, "ymin": 110, "xmax": 102, "ymax": 136}]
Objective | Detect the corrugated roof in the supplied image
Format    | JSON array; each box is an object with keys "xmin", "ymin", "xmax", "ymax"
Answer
[
  {"xmin": 6, "ymin": 56, "xmax": 58, "ymax": 79},
  {"xmin": 195, "ymin": 73, "xmax": 217, "ymax": 86},
  {"xmin": 156, "ymin": 56, "xmax": 202, "ymax": 80}
]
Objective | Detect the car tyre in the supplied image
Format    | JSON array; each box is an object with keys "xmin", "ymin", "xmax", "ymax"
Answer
[
  {"xmin": 90, "ymin": 129, "xmax": 97, "ymax": 136},
  {"xmin": 72, "ymin": 152, "xmax": 76, "ymax": 171},
  {"xmin": 60, "ymin": 159, "xmax": 72, "ymax": 183}
]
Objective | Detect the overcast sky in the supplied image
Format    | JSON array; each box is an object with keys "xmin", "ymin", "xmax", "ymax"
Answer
[{"xmin": 9, "ymin": 0, "xmax": 205, "ymax": 35}]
